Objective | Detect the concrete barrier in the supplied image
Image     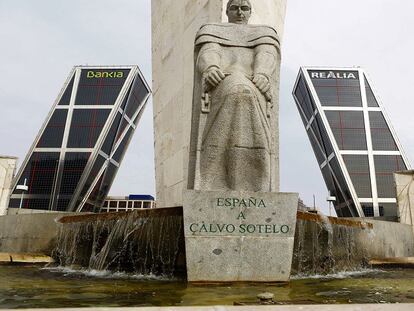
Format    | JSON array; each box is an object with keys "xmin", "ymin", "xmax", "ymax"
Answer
[
  {"xmin": 357, "ymin": 219, "xmax": 414, "ymax": 258},
  {"xmin": 1, "ymin": 209, "xmax": 413, "ymax": 275},
  {"xmin": 0, "ymin": 212, "xmax": 71, "ymax": 254},
  {"xmin": 293, "ymin": 212, "xmax": 414, "ymax": 274}
]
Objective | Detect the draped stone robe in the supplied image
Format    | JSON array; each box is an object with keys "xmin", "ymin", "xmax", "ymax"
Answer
[{"xmin": 187, "ymin": 23, "xmax": 281, "ymax": 192}]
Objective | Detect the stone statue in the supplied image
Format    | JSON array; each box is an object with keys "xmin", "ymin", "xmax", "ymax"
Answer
[{"xmin": 188, "ymin": 0, "xmax": 281, "ymax": 192}]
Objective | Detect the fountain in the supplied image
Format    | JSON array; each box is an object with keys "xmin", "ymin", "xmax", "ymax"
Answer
[
  {"xmin": 53, "ymin": 208, "xmax": 186, "ymax": 277},
  {"xmin": 50, "ymin": 208, "xmax": 413, "ymax": 279}
]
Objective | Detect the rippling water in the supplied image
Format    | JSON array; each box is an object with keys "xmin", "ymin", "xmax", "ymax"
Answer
[{"xmin": 1, "ymin": 266, "xmax": 414, "ymax": 308}]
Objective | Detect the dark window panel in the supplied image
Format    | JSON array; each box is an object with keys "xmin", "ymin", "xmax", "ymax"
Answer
[
  {"xmin": 56, "ymin": 198, "xmax": 71, "ymax": 212},
  {"xmin": 120, "ymin": 82, "xmax": 133, "ymax": 111},
  {"xmin": 326, "ymin": 111, "xmax": 365, "ymax": 129},
  {"xmin": 101, "ymin": 112, "xmax": 123, "ymax": 155},
  {"xmin": 309, "ymin": 70, "xmax": 362, "ymax": 107},
  {"xmin": 73, "ymin": 158, "xmax": 106, "ymax": 212},
  {"xmin": 131, "ymin": 98, "xmax": 147, "ymax": 128},
  {"xmin": 78, "ymin": 155, "xmax": 107, "ymax": 199},
  {"xmin": 297, "ymin": 103, "xmax": 309, "ymax": 127},
  {"xmin": 307, "ymin": 129, "xmax": 326, "ymax": 165},
  {"xmin": 59, "ymin": 152, "xmax": 91, "ymax": 196},
  {"xmin": 295, "ymin": 77, "xmax": 316, "ymax": 121},
  {"xmin": 112, "ymin": 127, "xmax": 133, "ymax": 163},
  {"xmin": 361, "ymin": 204, "xmax": 374, "ymax": 217},
  {"xmin": 81, "ymin": 203, "xmax": 95, "ymax": 213},
  {"xmin": 67, "ymin": 109, "xmax": 111, "ymax": 148},
  {"xmin": 75, "ymin": 69, "xmax": 130, "ymax": 106},
  {"xmin": 325, "ymin": 111, "xmax": 367, "ymax": 150},
  {"xmin": 58, "ymin": 75, "xmax": 75, "ymax": 106},
  {"xmin": 83, "ymin": 174, "xmax": 105, "ymax": 212},
  {"xmin": 321, "ymin": 165, "xmax": 336, "ymax": 194},
  {"xmin": 365, "ymin": 77, "xmax": 379, "ymax": 107},
  {"xmin": 342, "ymin": 155, "xmax": 372, "ymax": 198},
  {"xmin": 369, "ymin": 112, "xmax": 398, "ymax": 151},
  {"xmin": 335, "ymin": 83, "xmax": 362, "ymax": 101},
  {"xmin": 315, "ymin": 115, "xmax": 334, "ymax": 155},
  {"xmin": 37, "ymin": 110, "xmax": 68, "ymax": 148},
  {"xmin": 90, "ymin": 174, "xmax": 104, "ymax": 201},
  {"xmin": 331, "ymin": 128, "xmax": 367, "ymax": 150},
  {"xmin": 294, "ymin": 82, "xmax": 307, "ymax": 126},
  {"xmin": 370, "ymin": 111, "xmax": 389, "ymax": 128},
  {"xmin": 114, "ymin": 118, "xmax": 130, "ymax": 147},
  {"xmin": 378, "ymin": 203, "xmax": 398, "ymax": 218},
  {"xmin": 124, "ymin": 76, "xmax": 149, "ymax": 119},
  {"xmin": 311, "ymin": 121, "xmax": 324, "ymax": 151},
  {"xmin": 375, "ymin": 155, "xmax": 406, "ymax": 198},
  {"xmin": 9, "ymin": 198, "xmax": 51, "ymax": 210},
  {"xmin": 98, "ymin": 163, "xmax": 118, "ymax": 200},
  {"xmin": 320, "ymin": 158, "xmax": 358, "ymax": 217},
  {"xmin": 337, "ymin": 207, "xmax": 353, "ymax": 217},
  {"xmin": 376, "ymin": 178, "xmax": 403, "ymax": 199},
  {"xmin": 329, "ymin": 158, "xmax": 352, "ymax": 200},
  {"xmin": 13, "ymin": 152, "xmax": 60, "ymax": 202},
  {"xmin": 337, "ymin": 199, "xmax": 358, "ymax": 217},
  {"xmin": 8, "ymin": 198, "xmax": 21, "ymax": 208},
  {"xmin": 316, "ymin": 84, "xmax": 362, "ymax": 107},
  {"xmin": 85, "ymin": 164, "xmax": 117, "ymax": 211},
  {"xmin": 331, "ymin": 176, "xmax": 355, "ymax": 217}
]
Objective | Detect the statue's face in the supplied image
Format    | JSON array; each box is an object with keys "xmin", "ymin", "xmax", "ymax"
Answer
[{"xmin": 226, "ymin": 0, "xmax": 251, "ymax": 24}]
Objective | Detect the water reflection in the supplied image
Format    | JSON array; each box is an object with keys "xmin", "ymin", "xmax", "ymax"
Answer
[{"xmin": 1, "ymin": 266, "xmax": 414, "ymax": 309}]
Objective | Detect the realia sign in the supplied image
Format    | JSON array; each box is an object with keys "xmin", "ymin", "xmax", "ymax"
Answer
[{"xmin": 310, "ymin": 70, "xmax": 358, "ymax": 79}]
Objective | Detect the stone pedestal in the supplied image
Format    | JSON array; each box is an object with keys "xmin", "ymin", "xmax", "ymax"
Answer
[{"xmin": 183, "ymin": 190, "xmax": 298, "ymax": 282}]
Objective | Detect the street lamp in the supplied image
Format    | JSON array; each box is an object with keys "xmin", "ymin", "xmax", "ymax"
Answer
[
  {"xmin": 16, "ymin": 178, "xmax": 28, "ymax": 209},
  {"xmin": 326, "ymin": 196, "xmax": 336, "ymax": 217}
]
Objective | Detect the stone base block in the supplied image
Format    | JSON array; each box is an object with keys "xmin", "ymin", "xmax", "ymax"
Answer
[{"xmin": 183, "ymin": 190, "xmax": 298, "ymax": 282}]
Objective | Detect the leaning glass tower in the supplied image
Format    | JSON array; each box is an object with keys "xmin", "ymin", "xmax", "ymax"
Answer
[
  {"xmin": 292, "ymin": 67, "xmax": 410, "ymax": 220},
  {"xmin": 9, "ymin": 66, "xmax": 151, "ymax": 213}
]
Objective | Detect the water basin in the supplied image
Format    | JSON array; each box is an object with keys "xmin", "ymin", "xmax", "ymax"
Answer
[{"xmin": 1, "ymin": 266, "xmax": 413, "ymax": 309}]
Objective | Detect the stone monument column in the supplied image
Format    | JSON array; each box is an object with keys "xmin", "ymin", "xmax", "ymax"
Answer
[
  {"xmin": 182, "ymin": 0, "xmax": 298, "ymax": 282},
  {"xmin": 152, "ymin": 0, "xmax": 287, "ymax": 208},
  {"xmin": 0, "ymin": 156, "xmax": 17, "ymax": 216}
]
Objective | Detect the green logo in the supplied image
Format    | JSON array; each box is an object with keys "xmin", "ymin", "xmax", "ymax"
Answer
[{"xmin": 87, "ymin": 71, "xmax": 124, "ymax": 78}]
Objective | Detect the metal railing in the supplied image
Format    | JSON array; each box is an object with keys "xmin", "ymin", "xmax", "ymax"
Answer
[{"xmin": 100, "ymin": 198, "xmax": 156, "ymax": 213}]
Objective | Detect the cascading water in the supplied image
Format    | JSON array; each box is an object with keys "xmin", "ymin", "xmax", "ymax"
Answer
[
  {"xmin": 52, "ymin": 208, "xmax": 384, "ymax": 278},
  {"xmin": 52, "ymin": 208, "xmax": 186, "ymax": 277},
  {"xmin": 292, "ymin": 212, "xmax": 372, "ymax": 276}
]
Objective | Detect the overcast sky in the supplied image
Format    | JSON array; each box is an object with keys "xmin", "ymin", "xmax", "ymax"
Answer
[{"xmin": 1, "ymin": 0, "xmax": 413, "ymax": 215}]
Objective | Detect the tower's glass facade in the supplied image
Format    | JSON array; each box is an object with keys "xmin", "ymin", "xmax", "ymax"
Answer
[
  {"xmin": 9, "ymin": 66, "xmax": 151, "ymax": 212},
  {"xmin": 293, "ymin": 68, "xmax": 410, "ymax": 220}
]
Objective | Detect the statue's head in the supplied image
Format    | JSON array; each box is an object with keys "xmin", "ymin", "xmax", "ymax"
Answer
[{"xmin": 226, "ymin": 0, "xmax": 251, "ymax": 24}]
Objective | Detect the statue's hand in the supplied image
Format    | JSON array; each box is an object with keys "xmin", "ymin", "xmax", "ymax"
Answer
[
  {"xmin": 253, "ymin": 74, "xmax": 270, "ymax": 95},
  {"xmin": 205, "ymin": 67, "xmax": 225, "ymax": 89}
]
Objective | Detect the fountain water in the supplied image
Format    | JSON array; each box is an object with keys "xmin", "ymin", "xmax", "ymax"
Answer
[
  {"xmin": 292, "ymin": 212, "xmax": 371, "ymax": 276},
  {"xmin": 53, "ymin": 208, "xmax": 186, "ymax": 277},
  {"xmin": 51, "ymin": 208, "xmax": 413, "ymax": 279}
]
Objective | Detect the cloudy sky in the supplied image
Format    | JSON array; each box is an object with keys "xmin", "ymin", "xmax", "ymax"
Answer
[{"xmin": 1, "ymin": 0, "xmax": 413, "ymax": 215}]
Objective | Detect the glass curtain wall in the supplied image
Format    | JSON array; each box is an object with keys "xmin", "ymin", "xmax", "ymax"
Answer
[
  {"xmin": 292, "ymin": 67, "xmax": 410, "ymax": 220},
  {"xmin": 9, "ymin": 66, "xmax": 151, "ymax": 213}
]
